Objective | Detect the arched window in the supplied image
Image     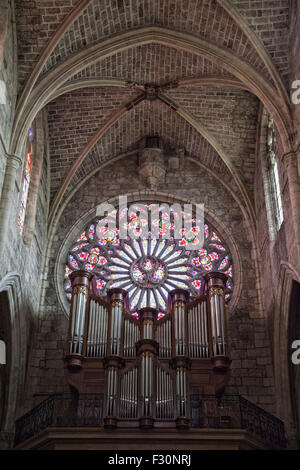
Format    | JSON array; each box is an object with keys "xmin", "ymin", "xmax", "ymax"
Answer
[
  {"xmin": 0, "ymin": 340, "xmax": 5, "ymax": 365},
  {"xmin": 18, "ymin": 126, "xmax": 34, "ymax": 234},
  {"xmin": 64, "ymin": 204, "xmax": 234, "ymax": 317},
  {"xmin": 267, "ymin": 118, "xmax": 283, "ymax": 232}
]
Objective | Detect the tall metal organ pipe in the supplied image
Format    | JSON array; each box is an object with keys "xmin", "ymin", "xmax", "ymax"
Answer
[
  {"xmin": 205, "ymin": 272, "xmax": 228, "ymax": 357},
  {"xmin": 103, "ymin": 289, "xmax": 127, "ymax": 428},
  {"xmin": 107, "ymin": 288, "xmax": 127, "ymax": 356},
  {"xmin": 169, "ymin": 289, "xmax": 190, "ymax": 429},
  {"xmin": 67, "ymin": 270, "xmax": 94, "ymax": 370},
  {"xmin": 136, "ymin": 307, "xmax": 158, "ymax": 428}
]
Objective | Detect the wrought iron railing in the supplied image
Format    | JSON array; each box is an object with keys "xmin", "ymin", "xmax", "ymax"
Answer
[
  {"xmin": 14, "ymin": 393, "xmax": 285, "ymax": 448},
  {"xmin": 14, "ymin": 393, "xmax": 104, "ymax": 447},
  {"xmin": 190, "ymin": 395, "xmax": 286, "ymax": 449}
]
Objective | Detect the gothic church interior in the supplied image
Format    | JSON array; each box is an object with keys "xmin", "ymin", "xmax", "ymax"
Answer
[{"xmin": 0, "ymin": 0, "xmax": 300, "ymax": 451}]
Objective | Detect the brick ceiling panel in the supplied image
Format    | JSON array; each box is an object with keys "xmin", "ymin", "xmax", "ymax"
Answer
[
  {"xmin": 231, "ymin": 0, "xmax": 289, "ymax": 83},
  {"xmin": 69, "ymin": 43, "xmax": 235, "ymax": 86},
  {"xmin": 15, "ymin": 0, "xmax": 82, "ymax": 89},
  {"xmin": 166, "ymin": 85, "xmax": 259, "ymax": 196},
  {"xmin": 47, "ymin": 86, "xmax": 141, "ymax": 201},
  {"xmin": 61, "ymin": 99, "xmax": 237, "ymax": 206},
  {"xmin": 40, "ymin": 0, "xmax": 271, "ymax": 82}
]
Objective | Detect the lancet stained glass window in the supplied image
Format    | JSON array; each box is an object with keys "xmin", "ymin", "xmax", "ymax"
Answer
[
  {"xmin": 18, "ymin": 127, "xmax": 33, "ymax": 234},
  {"xmin": 267, "ymin": 118, "xmax": 283, "ymax": 231},
  {"xmin": 64, "ymin": 204, "xmax": 234, "ymax": 316}
]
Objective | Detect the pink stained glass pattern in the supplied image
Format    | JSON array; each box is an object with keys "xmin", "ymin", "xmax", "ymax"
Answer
[
  {"xmin": 192, "ymin": 257, "xmax": 201, "ymax": 266},
  {"xmin": 132, "ymin": 264, "xmax": 146, "ymax": 283},
  {"xmin": 77, "ymin": 232, "xmax": 88, "ymax": 241},
  {"xmin": 85, "ymin": 263, "xmax": 95, "ymax": 271},
  {"xmin": 96, "ymin": 279, "xmax": 106, "ymax": 291},
  {"xmin": 157, "ymin": 312, "xmax": 165, "ymax": 320},
  {"xmin": 202, "ymin": 262, "xmax": 213, "ymax": 271},
  {"xmin": 65, "ymin": 266, "xmax": 73, "ymax": 279},
  {"xmin": 226, "ymin": 265, "xmax": 233, "ymax": 278},
  {"xmin": 152, "ymin": 264, "xmax": 166, "ymax": 282},
  {"xmin": 77, "ymin": 252, "xmax": 89, "ymax": 262},
  {"xmin": 90, "ymin": 247, "xmax": 100, "ymax": 255},
  {"xmin": 210, "ymin": 244, "xmax": 226, "ymax": 252},
  {"xmin": 211, "ymin": 232, "xmax": 222, "ymax": 242},
  {"xmin": 209, "ymin": 252, "xmax": 219, "ymax": 262},
  {"xmin": 18, "ymin": 143, "xmax": 33, "ymax": 233},
  {"xmin": 72, "ymin": 243, "xmax": 89, "ymax": 252},
  {"xmin": 142, "ymin": 258, "xmax": 155, "ymax": 271},
  {"xmin": 192, "ymin": 279, "xmax": 202, "ymax": 290},
  {"xmin": 88, "ymin": 254, "xmax": 98, "ymax": 264},
  {"xmin": 88, "ymin": 224, "xmax": 95, "ymax": 240},
  {"xmin": 69, "ymin": 256, "xmax": 79, "ymax": 270},
  {"xmin": 219, "ymin": 256, "xmax": 229, "ymax": 270}
]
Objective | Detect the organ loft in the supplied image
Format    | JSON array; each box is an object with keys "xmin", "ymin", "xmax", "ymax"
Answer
[{"xmin": 1, "ymin": 0, "xmax": 300, "ymax": 452}]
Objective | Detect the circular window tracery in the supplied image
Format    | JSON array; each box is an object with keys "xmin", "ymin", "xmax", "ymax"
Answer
[{"xmin": 64, "ymin": 204, "xmax": 233, "ymax": 317}]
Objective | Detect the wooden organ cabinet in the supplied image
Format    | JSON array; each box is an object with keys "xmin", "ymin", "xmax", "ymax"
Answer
[{"xmin": 65, "ymin": 269, "xmax": 231, "ymax": 430}]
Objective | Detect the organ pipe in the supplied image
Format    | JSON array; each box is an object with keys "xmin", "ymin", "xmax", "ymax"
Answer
[
  {"xmin": 107, "ymin": 289, "xmax": 127, "ymax": 356},
  {"xmin": 170, "ymin": 289, "xmax": 189, "ymax": 357},
  {"xmin": 86, "ymin": 299, "xmax": 109, "ymax": 357},
  {"xmin": 169, "ymin": 290, "xmax": 190, "ymax": 429},
  {"xmin": 67, "ymin": 271, "xmax": 94, "ymax": 370},
  {"xmin": 205, "ymin": 272, "xmax": 228, "ymax": 357},
  {"xmin": 136, "ymin": 308, "xmax": 158, "ymax": 428}
]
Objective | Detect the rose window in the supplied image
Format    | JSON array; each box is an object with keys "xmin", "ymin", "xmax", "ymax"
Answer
[{"xmin": 64, "ymin": 204, "xmax": 234, "ymax": 317}]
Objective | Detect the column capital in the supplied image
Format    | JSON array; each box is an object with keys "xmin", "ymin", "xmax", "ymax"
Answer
[
  {"xmin": 138, "ymin": 307, "xmax": 158, "ymax": 322},
  {"xmin": 169, "ymin": 288, "xmax": 189, "ymax": 304},
  {"xmin": 70, "ymin": 270, "xmax": 94, "ymax": 289},
  {"xmin": 204, "ymin": 272, "xmax": 227, "ymax": 289},
  {"xmin": 280, "ymin": 147, "xmax": 299, "ymax": 167},
  {"xmin": 170, "ymin": 356, "xmax": 191, "ymax": 370},
  {"xmin": 6, "ymin": 154, "xmax": 22, "ymax": 168},
  {"xmin": 103, "ymin": 355, "xmax": 125, "ymax": 369},
  {"xmin": 107, "ymin": 288, "xmax": 128, "ymax": 303},
  {"xmin": 136, "ymin": 339, "xmax": 159, "ymax": 356}
]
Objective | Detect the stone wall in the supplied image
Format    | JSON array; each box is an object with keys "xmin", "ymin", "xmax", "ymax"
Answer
[{"xmin": 0, "ymin": 0, "xmax": 17, "ymax": 198}]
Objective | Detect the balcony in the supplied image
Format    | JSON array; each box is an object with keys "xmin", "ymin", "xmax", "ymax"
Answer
[{"xmin": 14, "ymin": 393, "xmax": 286, "ymax": 450}]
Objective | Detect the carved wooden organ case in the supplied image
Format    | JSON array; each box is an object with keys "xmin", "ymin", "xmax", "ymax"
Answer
[{"xmin": 65, "ymin": 270, "xmax": 231, "ymax": 429}]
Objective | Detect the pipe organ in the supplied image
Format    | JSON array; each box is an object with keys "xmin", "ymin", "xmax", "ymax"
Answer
[
  {"xmin": 86, "ymin": 297, "xmax": 108, "ymax": 357},
  {"xmin": 188, "ymin": 298, "xmax": 209, "ymax": 358},
  {"xmin": 65, "ymin": 270, "xmax": 231, "ymax": 429}
]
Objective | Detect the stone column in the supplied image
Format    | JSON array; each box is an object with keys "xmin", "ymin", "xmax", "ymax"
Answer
[
  {"xmin": 281, "ymin": 151, "xmax": 300, "ymax": 266},
  {"xmin": 0, "ymin": 155, "xmax": 21, "ymax": 256}
]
